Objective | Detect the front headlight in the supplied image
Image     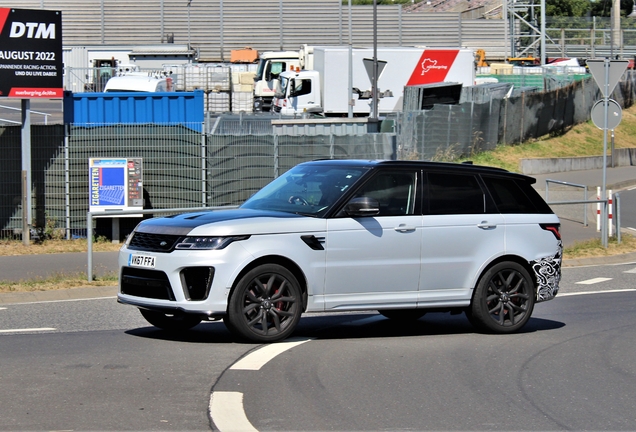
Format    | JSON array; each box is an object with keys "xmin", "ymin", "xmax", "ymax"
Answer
[{"xmin": 175, "ymin": 235, "xmax": 250, "ymax": 250}]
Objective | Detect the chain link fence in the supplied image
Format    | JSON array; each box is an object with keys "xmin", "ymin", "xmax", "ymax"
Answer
[{"xmin": 4, "ymin": 72, "xmax": 636, "ymax": 239}]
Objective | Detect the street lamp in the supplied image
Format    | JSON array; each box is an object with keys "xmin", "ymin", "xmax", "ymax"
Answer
[{"xmin": 187, "ymin": 0, "xmax": 191, "ymax": 49}]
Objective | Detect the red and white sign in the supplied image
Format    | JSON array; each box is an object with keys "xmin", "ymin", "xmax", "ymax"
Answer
[
  {"xmin": 406, "ymin": 49, "xmax": 474, "ymax": 87},
  {"xmin": 407, "ymin": 50, "xmax": 460, "ymax": 86},
  {"xmin": 0, "ymin": 8, "xmax": 63, "ymax": 98}
]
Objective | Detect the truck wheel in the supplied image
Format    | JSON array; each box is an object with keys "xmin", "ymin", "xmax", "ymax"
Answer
[
  {"xmin": 468, "ymin": 262, "xmax": 535, "ymax": 333},
  {"xmin": 226, "ymin": 264, "xmax": 302, "ymax": 343},
  {"xmin": 139, "ymin": 309, "xmax": 202, "ymax": 331}
]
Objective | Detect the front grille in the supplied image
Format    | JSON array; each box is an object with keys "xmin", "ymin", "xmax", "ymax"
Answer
[
  {"xmin": 121, "ymin": 267, "xmax": 175, "ymax": 301},
  {"xmin": 128, "ymin": 232, "xmax": 182, "ymax": 253}
]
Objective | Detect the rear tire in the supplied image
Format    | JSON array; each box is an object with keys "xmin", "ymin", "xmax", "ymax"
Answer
[
  {"xmin": 139, "ymin": 309, "xmax": 202, "ymax": 331},
  {"xmin": 469, "ymin": 261, "xmax": 535, "ymax": 333}
]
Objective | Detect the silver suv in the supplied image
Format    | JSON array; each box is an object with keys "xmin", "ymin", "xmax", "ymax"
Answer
[{"xmin": 118, "ymin": 160, "xmax": 562, "ymax": 342}]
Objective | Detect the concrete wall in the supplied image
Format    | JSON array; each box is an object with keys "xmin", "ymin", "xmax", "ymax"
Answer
[{"xmin": 520, "ymin": 148, "xmax": 636, "ymax": 175}]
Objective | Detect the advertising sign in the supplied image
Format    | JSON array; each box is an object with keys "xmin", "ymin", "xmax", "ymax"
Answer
[
  {"xmin": 89, "ymin": 158, "xmax": 144, "ymax": 213},
  {"xmin": 0, "ymin": 8, "xmax": 63, "ymax": 98}
]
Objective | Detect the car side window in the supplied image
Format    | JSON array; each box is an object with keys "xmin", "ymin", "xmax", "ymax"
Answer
[
  {"xmin": 354, "ymin": 171, "xmax": 417, "ymax": 216},
  {"xmin": 481, "ymin": 176, "xmax": 537, "ymax": 213},
  {"xmin": 426, "ymin": 172, "xmax": 485, "ymax": 215},
  {"xmin": 482, "ymin": 175, "xmax": 553, "ymax": 214}
]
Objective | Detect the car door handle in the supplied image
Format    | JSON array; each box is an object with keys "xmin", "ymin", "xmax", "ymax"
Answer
[
  {"xmin": 394, "ymin": 224, "xmax": 416, "ymax": 232},
  {"xmin": 477, "ymin": 221, "xmax": 497, "ymax": 230}
]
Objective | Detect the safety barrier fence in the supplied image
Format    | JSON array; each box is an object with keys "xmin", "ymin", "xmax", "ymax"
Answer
[{"xmin": 545, "ymin": 179, "xmax": 624, "ymax": 247}]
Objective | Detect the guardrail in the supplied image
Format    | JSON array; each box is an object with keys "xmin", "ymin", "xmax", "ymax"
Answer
[
  {"xmin": 0, "ymin": 104, "xmax": 51, "ymax": 125},
  {"xmin": 86, "ymin": 205, "xmax": 237, "ymax": 281},
  {"xmin": 545, "ymin": 179, "xmax": 589, "ymax": 227}
]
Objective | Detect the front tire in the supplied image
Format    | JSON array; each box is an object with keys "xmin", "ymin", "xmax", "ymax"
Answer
[
  {"xmin": 226, "ymin": 264, "xmax": 302, "ymax": 342},
  {"xmin": 468, "ymin": 262, "xmax": 535, "ymax": 333},
  {"xmin": 139, "ymin": 309, "xmax": 202, "ymax": 331}
]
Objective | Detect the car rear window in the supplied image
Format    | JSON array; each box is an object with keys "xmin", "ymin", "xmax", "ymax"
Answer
[{"xmin": 481, "ymin": 176, "xmax": 553, "ymax": 214}]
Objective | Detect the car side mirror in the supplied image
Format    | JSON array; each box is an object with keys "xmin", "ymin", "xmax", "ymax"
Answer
[{"xmin": 344, "ymin": 197, "xmax": 380, "ymax": 217}]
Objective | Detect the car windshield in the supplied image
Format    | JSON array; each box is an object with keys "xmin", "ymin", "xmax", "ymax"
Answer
[{"xmin": 241, "ymin": 164, "xmax": 368, "ymax": 217}]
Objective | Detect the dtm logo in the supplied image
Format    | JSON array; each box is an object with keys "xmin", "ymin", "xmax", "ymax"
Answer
[
  {"xmin": 419, "ymin": 58, "xmax": 448, "ymax": 75},
  {"xmin": 9, "ymin": 22, "xmax": 55, "ymax": 39}
]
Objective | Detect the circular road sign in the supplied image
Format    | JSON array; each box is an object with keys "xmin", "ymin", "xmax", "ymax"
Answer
[{"xmin": 591, "ymin": 99, "xmax": 622, "ymax": 130}]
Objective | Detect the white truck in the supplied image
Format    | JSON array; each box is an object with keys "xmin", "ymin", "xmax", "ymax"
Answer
[
  {"xmin": 253, "ymin": 45, "xmax": 314, "ymax": 111},
  {"xmin": 272, "ymin": 47, "xmax": 476, "ymax": 116},
  {"xmin": 104, "ymin": 74, "xmax": 174, "ymax": 92}
]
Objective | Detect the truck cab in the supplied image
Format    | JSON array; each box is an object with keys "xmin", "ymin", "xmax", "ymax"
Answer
[
  {"xmin": 272, "ymin": 70, "xmax": 322, "ymax": 116},
  {"xmin": 253, "ymin": 51, "xmax": 301, "ymax": 111}
]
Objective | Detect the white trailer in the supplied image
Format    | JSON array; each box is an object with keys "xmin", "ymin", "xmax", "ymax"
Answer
[{"xmin": 272, "ymin": 46, "xmax": 475, "ymax": 116}]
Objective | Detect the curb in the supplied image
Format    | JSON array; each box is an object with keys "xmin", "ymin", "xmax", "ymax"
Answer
[
  {"xmin": 562, "ymin": 251, "xmax": 636, "ymax": 267},
  {"xmin": 0, "ymin": 286, "xmax": 118, "ymax": 305}
]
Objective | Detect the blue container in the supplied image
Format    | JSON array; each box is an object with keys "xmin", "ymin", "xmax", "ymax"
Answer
[{"xmin": 63, "ymin": 90, "xmax": 204, "ymax": 131}]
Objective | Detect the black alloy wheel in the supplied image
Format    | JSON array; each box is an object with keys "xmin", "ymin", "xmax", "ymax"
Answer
[
  {"xmin": 226, "ymin": 264, "xmax": 302, "ymax": 342},
  {"xmin": 468, "ymin": 261, "xmax": 535, "ymax": 333}
]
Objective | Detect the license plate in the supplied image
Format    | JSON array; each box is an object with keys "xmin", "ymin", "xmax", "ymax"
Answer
[{"xmin": 129, "ymin": 254, "xmax": 156, "ymax": 269}]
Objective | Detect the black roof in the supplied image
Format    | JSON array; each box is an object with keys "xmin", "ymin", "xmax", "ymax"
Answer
[{"xmin": 298, "ymin": 159, "xmax": 534, "ymax": 183}]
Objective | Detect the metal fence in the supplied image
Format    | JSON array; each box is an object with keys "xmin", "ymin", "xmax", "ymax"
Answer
[
  {"xmin": 0, "ymin": 124, "xmax": 394, "ymax": 239},
  {"xmin": 5, "ymin": 70, "xmax": 636, "ymax": 240}
]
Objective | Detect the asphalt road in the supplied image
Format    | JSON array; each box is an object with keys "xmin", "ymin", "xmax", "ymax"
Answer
[{"xmin": 1, "ymin": 262, "xmax": 635, "ymax": 431}]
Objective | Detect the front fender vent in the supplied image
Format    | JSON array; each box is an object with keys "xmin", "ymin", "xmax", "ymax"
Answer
[{"xmin": 301, "ymin": 235, "xmax": 325, "ymax": 251}]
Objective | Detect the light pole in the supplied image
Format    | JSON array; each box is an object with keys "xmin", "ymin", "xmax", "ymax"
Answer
[
  {"xmin": 187, "ymin": 0, "xmax": 191, "ymax": 49},
  {"xmin": 371, "ymin": 0, "xmax": 378, "ymax": 123},
  {"xmin": 348, "ymin": 0, "xmax": 353, "ymax": 118}
]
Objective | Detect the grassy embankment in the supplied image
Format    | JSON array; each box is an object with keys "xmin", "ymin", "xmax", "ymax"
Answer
[{"xmin": 2, "ymin": 105, "xmax": 636, "ymax": 292}]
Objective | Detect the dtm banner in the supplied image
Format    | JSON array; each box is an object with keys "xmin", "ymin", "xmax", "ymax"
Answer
[{"xmin": 0, "ymin": 8, "xmax": 62, "ymax": 98}]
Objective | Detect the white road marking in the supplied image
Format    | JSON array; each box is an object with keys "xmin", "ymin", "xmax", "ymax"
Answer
[
  {"xmin": 0, "ymin": 307, "xmax": 6, "ymax": 311},
  {"xmin": 625, "ymin": 267, "xmax": 636, "ymax": 274},
  {"xmin": 0, "ymin": 296, "xmax": 116, "ymax": 307},
  {"xmin": 209, "ymin": 391, "xmax": 257, "ymax": 432},
  {"xmin": 575, "ymin": 277, "xmax": 613, "ymax": 285},
  {"xmin": 559, "ymin": 288, "xmax": 636, "ymax": 297},
  {"xmin": 230, "ymin": 338, "xmax": 312, "ymax": 371},
  {"xmin": 0, "ymin": 327, "xmax": 56, "ymax": 334},
  {"xmin": 627, "ymin": 227, "xmax": 636, "ymax": 232}
]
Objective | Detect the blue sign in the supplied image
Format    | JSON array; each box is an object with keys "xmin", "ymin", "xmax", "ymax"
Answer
[{"xmin": 89, "ymin": 158, "xmax": 143, "ymax": 212}]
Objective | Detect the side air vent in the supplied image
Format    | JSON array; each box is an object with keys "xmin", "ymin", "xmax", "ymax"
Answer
[{"xmin": 301, "ymin": 235, "xmax": 325, "ymax": 251}]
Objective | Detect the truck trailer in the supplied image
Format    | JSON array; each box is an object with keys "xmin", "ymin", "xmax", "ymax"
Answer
[{"xmin": 272, "ymin": 46, "xmax": 476, "ymax": 117}]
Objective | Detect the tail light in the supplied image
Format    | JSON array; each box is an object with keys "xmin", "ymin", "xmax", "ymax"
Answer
[{"xmin": 540, "ymin": 223, "xmax": 561, "ymax": 240}]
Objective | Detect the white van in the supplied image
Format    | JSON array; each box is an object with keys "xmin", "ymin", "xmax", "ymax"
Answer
[{"xmin": 104, "ymin": 75, "xmax": 173, "ymax": 92}]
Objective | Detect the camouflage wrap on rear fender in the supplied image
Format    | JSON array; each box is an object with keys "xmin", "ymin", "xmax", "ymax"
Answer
[{"xmin": 531, "ymin": 241, "xmax": 563, "ymax": 302}]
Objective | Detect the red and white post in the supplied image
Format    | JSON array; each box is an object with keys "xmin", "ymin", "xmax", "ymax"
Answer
[
  {"xmin": 608, "ymin": 189, "xmax": 613, "ymax": 237},
  {"xmin": 596, "ymin": 186, "xmax": 601, "ymax": 232}
]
